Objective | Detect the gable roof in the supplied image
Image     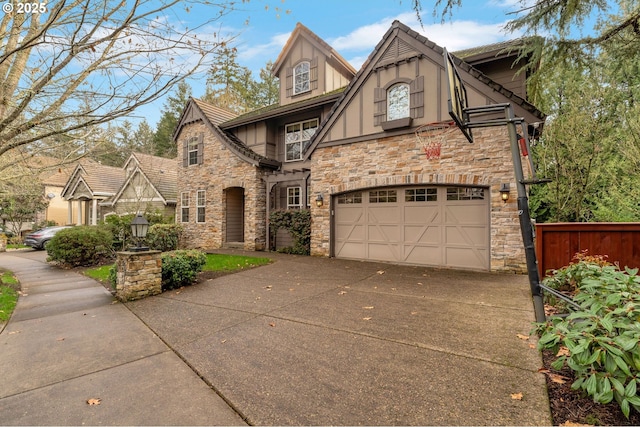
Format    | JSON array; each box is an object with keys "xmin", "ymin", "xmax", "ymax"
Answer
[
  {"xmin": 61, "ymin": 159, "xmax": 124, "ymax": 199},
  {"xmin": 272, "ymin": 22, "xmax": 356, "ymax": 77},
  {"xmin": 174, "ymin": 98, "xmax": 280, "ymax": 170},
  {"xmin": 304, "ymin": 20, "xmax": 546, "ymax": 159},
  {"xmin": 104, "ymin": 153, "xmax": 178, "ymax": 206}
]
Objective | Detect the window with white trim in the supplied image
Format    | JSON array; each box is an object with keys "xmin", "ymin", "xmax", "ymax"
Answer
[
  {"xmin": 293, "ymin": 61, "xmax": 310, "ymax": 95},
  {"xmin": 287, "ymin": 187, "xmax": 301, "ymax": 209},
  {"xmin": 285, "ymin": 119, "xmax": 318, "ymax": 161},
  {"xmin": 387, "ymin": 83, "xmax": 410, "ymax": 121},
  {"xmin": 196, "ymin": 190, "xmax": 206, "ymax": 223},
  {"xmin": 187, "ymin": 138, "xmax": 199, "ymax": 166},
  {"xmin": 181, "ymin": 192, "xmax": 190, "ymax": 222}
]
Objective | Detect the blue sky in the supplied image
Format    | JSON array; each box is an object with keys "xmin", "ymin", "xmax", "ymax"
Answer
[{"xmin": 136, "ymin": 0, "xmax": 526, "ymax": 125}]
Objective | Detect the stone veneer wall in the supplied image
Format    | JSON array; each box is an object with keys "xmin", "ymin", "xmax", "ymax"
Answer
[
  {"xmin": 177, "ymin": 122, "xmax": 267, "ymax": 251},
  {"xmin": 309, "ymin": 126, "xmax": 527, "ymax": 273},
  {"xmin": 115, "ymin": 250, "xmax": 162, "ymax": 301}
]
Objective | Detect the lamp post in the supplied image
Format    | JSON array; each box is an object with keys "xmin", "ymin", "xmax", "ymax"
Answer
[{"xmin": 129, "ymin": 213, "xmax": 149, "ymax": 252}]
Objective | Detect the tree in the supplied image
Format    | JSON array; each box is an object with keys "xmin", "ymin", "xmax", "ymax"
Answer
[
  {"xmin": 203, "ymin": 45, "xmax": 253, "ymax": 113},
  {"xmin": 153, "ymin": 80, "xmax": 192, "ymax": 158},
  {"xmin": 0, "ymin": 181, "xmax": 50, "ymax": 235},
  {"xmin": 251, "ymin": 60, "xmax": 280, "ymax": 109},
  {"xmin": 0, "ymin": 0, "xmax": 238, "ymax": 167}
]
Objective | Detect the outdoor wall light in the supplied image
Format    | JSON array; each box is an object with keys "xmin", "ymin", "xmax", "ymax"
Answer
[
  {"xmin": 129, "ymin": 213, "xmax": 150, "ymax": 252},
  {"xmin": 500, "ymin": 183, "xmax": 511, "ymax": 202},
  {"xmin": 315, "ymin": 193, "xmax": 324, "ymax": 207}
]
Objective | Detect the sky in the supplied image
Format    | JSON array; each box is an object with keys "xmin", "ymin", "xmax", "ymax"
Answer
[{"xmin": 135, "ymin": 0, "xmax": 527, "ymax": 125}]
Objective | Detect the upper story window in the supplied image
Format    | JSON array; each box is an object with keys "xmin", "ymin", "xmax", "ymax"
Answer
[
  {"xmin": 293, "ymin": 61, "xmax": 310, "ymax": 95},
  {"xmin": 285, "ymin": 118, "xmax": 318, "ymax": 161},
  {"xmin": 183, "ymin": 134, "xmax": 203, "ymax": 167},
  {"xmin": 387, "ymin": 83, "xmax": 410, "ymax": 121}
]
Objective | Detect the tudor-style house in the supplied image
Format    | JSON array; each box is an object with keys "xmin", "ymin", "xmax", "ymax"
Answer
[
  {"xmin": 174, "ymin": 21, "xmax": 546, "ymax": 272},
  {"xmin": 62, "ymin": 153, "xmax": 177, "ymax": 224}
]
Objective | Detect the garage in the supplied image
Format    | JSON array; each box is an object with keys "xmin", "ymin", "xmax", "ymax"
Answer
[{"xmin": 333, "ymin": 186, "xmax": 490, "ymax": 270}]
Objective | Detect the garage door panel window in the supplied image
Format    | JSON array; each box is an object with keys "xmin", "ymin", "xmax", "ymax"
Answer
[
  {"xmin": 446, "ymin": 187, "xmax": 485, "ymax": 200},
  {"xmin": 369, "ymin": 189, "xmax": 397, "ymax": 203},
  {"xmin": 337, "ymin": 192, "xmax": 362, "ymax": 204},
  {"xmin": 405, "ymin": 188, "xmax": 437, "ymax": 202}
]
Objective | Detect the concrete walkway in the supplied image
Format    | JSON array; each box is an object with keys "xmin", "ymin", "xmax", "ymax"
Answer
[{"xmin": 0, "ymin": 249, "xmax": 551, "ymax": 425}]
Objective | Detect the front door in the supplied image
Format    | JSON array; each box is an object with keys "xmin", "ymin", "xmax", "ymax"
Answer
[{"xmin": 225, "ymin": 187, "xmax": 245, "ymax": 243}]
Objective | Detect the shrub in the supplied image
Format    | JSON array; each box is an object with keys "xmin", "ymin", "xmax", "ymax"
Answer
[
  {"xmin": 46, "ymin": 226, "xmax": 113, "ymax": 267},
  {"xmin": 103, "ymin": 210, "xmax": 174, "ymax": 251},
  {"xmin": 536, "ymin": 259, "xmax": 640, "ymax": 418},
  {"xmin": 146, "ymin": 223, "xmax": 183, "ymax": 252},
  {"xmin": 269, "ymin": 209, "xmax": 311, "ymax": 255},
  {"xmin": 161, "ymin": 250, "xmax": 206, "ymax": 290}
]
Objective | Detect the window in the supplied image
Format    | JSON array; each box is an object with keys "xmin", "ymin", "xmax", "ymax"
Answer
[
  {"xmin": 187, "ymin": 139, "xmax": 199, "ymax": 166},
  {"xmin": 337, "ymin": 192, "xmax": 362, "ymax": 204},
  {"xmin": 405, "ymin": 188, "xmax": 437, "ymax": 202},
  {"xmin": 387, "ymin": 83, "xmax": 410, "ymax": 121},
  {"xmin": 181, "ymin": 192, "xmax": 190, "ymax": 222},
  {"xmin": 285, "ymin": 119, "xmax": 318, "ymax": 161},
  {"xmin": 293, "ymin": 61, "xmax": 310, "ymax": 95},
  {"xmin": 287, "ymin": 187, "xmax": 301, "ymax": 209},
  {"xmin": 196, "ymin": 190, "xmax": 205, "ymax": 223},
  {"xmin": 369, "ymin": 190, "xmax": 397, "ymax": 203},
  {"xmin": 446, "ymin": 187, "xmax": 485, "ymax": 200}
]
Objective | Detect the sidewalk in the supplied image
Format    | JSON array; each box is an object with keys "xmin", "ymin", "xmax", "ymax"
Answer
[
  {"xmin": 0, "ymin": 250, "xmax": 245, "ymax": 426},
  {"xmin": 0, "ymin": 249, "xmax": 551, "ymax": 425}
]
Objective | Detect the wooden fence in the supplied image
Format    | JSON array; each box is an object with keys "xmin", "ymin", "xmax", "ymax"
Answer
[{"xmin": 535, "ymin": 222, "xmax": 640, "ymax": 276}]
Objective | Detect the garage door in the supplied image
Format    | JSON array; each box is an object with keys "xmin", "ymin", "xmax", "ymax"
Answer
[{"xmin": 333, "ymin": 186, "xmax": 489, "ymax": 269}]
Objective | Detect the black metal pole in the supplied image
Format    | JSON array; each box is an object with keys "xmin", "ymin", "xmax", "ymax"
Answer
[{"xmin": 505, "ymin": 106, "xmax": 546, "ymax": 323}]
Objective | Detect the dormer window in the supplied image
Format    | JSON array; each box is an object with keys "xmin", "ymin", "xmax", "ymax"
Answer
[
  {"xmin": 387, "ymin": 83, "xmax": 410, "ymax": 120},
  {"xmin": 294, "ymin": 61, "xmax": 310, "ymax": 95}
]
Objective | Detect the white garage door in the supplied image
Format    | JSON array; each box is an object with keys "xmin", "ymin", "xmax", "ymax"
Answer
[{"xmin": 333, "ymin": 186, "xmax": 489, "ymax": 270}]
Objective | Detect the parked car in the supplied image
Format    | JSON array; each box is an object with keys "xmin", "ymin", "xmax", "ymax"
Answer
[{"xmin": 23, "ymin": 226, "xmax": 72, "ymax": 250}]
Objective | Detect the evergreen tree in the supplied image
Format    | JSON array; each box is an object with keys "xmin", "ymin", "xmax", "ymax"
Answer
[{"xmin": 154, "ymin": 81, "xmax": 192, "ymax": 158}]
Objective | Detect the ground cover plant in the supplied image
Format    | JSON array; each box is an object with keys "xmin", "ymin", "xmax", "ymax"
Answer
[
  {"xmin": 0, "ymin": 270, "xmax": 18, "ymax": 322},
  {"xmin": 537, "ymin": 252, "xmax": 640, "ymax": 425}
]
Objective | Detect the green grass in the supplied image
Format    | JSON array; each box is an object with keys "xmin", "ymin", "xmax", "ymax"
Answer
[
  {"xmin": 7, "ymin": 244, "xmax": 29, "ymax": 249},
  {"xmin": 84, "ymin": 264, "xmax": 114, "ymax": 282},
  {"xmin": 202, "ymin": 253, "xmax": 271, "ymax": 271},
  {"xmin": 82, "ymin": 253, "xmax": 271, "ymax": 283},
  {"xmin": 0, "ymin": 271, "xmax": 19, "ymax": 322}
]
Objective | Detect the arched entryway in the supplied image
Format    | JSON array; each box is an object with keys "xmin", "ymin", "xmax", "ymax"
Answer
[{"xmin": 225, "ymin": 187, "xmax": 245, "ymax": 243}]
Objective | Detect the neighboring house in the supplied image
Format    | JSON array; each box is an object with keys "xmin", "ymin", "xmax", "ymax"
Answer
[
  {"xmin": 175, "ymin": 21, "xmax": 546, "ymax": 272},
  {"xmin": 38, "ymin": 165, "xmax": 74, "ymax": 226},
  {"xmin": 61, "ymin": 153, "xmax": 177, "ymax": 224}
]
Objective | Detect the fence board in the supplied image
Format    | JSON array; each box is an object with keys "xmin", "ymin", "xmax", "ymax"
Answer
[{"xmin": 535, "ymin": 223, "xmax": 640, "ymax": 276}]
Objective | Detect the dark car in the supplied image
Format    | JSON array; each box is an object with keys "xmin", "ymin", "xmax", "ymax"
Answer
[{"xmin": 23, "ymin": 226, "xmax": 72, "ymax": 250}]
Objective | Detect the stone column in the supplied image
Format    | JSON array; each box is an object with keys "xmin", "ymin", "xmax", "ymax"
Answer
[
  {"xmin": 92, "ymin": 199, "xmax": 98, "ymax": 225},
  {"xmin": 115, "ymin": 250, "xmax": 162, "ymax": 302},
  {"xmin": 76, "ymin": 200, "xmax": 82, "ymax": 225},
  {"xmin": 0, "ymin": 234, "xmax": 7, "ymax": 252}
]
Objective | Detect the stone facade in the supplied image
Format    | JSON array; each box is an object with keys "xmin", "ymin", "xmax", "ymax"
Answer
[
  {"xmin": 115, "ymin": 250, "xmax": 162, "ymax": 302},
  {"xmin": 310, "ymin": 126, "xmax": 528, "ymax": 272},
  {"xmin": 177, "ymin": 122, "xmax": 267, "ymax": 251}
]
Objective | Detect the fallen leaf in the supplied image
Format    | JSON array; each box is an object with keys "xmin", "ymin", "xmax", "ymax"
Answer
[
  {"xmin": 338, "ymin": 291, "xmax": 347, "ymax": 295},
  {"xmin": 269, "ymin": 322, "xmax": 276, "ymax": 327},
  {"xmin": 529, "ymin": 343, "xmax": 536, "ymax": 349},
  {"xmin": 411, "ymin": 311, "xmax": 418, "ymax": 315},
  {"xmin": 362, "ymin": 317, "xmax": 372, "ymax": 321},
  {"xmin": 376, "ymin": 270, "xmax": 385, "ymax": 275},
  {"xmin": 56, "ymin": 337, "xmax": 65, "ymax": 342},
  {"xmin": 87, "ymin": 398, "xmax": 101, "ymax": 405},
  {"xmin": 8, "ymin": 330, "xmax": 21, "ymax": 335},
  {"xmin": 511, "ymin": 392, "xmax": 523, "ymax": 400},
  {"xmin": 550, "ymin": 373, "xmax": 568, "ymax": 384},
  {"xmin": 264, "ymin": 285, "xmax": 272, "ymax": 290},
  {"xmin": 221, "ymin": 339, "xmax": 227, "ymax": 344},
  {"xmin": 556, "ymin": 346, "xmax": 570, "ymax": 357},
  {"xmin": 417, "ymin": 282, "xmax": 423, "ymax": 285},
  {"xmin": 362, "ymin": 306, "xmax": 374, "ymax": 310},
  {"xmin": 516, "ymin": 334, "xmax": 530, "ymax": 341}
]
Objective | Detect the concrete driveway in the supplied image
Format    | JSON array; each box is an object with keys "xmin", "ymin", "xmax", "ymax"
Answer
[{"xmin": 127, "ymin": 250, "xmax": 550, "ymax": 425}]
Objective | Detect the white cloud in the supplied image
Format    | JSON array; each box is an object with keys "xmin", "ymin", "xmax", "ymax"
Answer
[{"xmin": 237, "ymin": 31, "xmax": 291, "ymax": 64}]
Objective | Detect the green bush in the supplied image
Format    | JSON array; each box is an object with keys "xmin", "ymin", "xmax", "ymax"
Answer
[
  {"xmin": 269, "ymin": 209, "xmax": 311, "ymax": 255},
  {"xmin": 103, "ymin": 211, "xmax": 174, "ymax": 251},
  {"xmin": 161, "ymin": 250, "xmax": 206, "ymax": 290},
  {"xmin": 146, "ymin": 223, "xmax": 183, "ymax": 252},
  {"xmin": 536, "ymin": 258, "xmax": 640, "ymax": 418},
  {"xmin": 46, "ymin": 226, "xmax": 114, "ymax": 267}
]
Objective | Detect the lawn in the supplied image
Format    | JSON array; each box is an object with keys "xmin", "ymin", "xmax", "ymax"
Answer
[
  {"xmin": 0, "ymin": 271, "xmax": 19, "ymax": 322},
  {"xmin": 83, "ymin": 253, "xmax": 272, "ymax": 284}
]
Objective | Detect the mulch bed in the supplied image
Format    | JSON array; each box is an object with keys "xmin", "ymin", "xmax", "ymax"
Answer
[{"xmin": 542, "ymin": 349, "xmax": 640, "ymax": 426}]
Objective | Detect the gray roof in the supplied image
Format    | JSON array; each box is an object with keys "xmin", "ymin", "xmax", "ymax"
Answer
[{"xmin": 130, "ymin": 152, "xmax": 177, "ymax": 201}]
